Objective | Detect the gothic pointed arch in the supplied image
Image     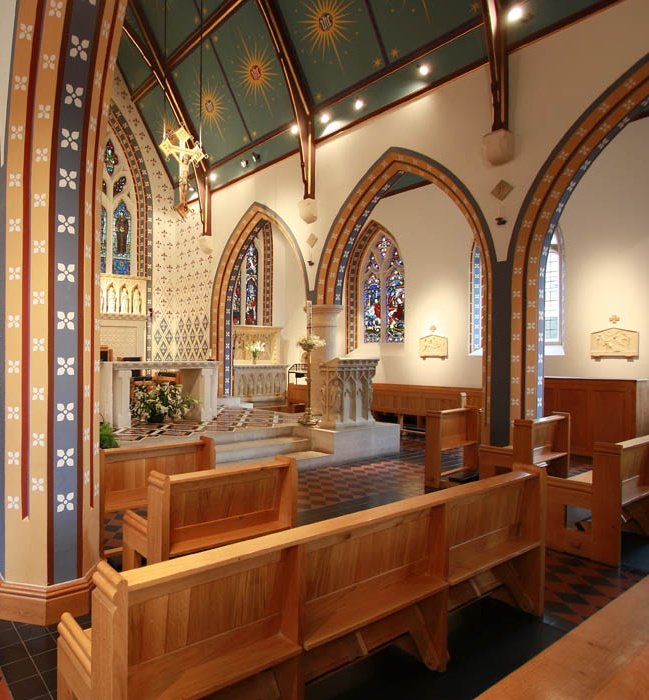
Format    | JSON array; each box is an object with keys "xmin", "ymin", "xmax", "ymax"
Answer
[
  {"xmin": 510, "ymin": 55, "xmax": 649, "ymax": 421},
  {"xmin": 316, "ymin": 147, "xmax": 494, "ymax": 432},
  {"xmin": 210, "ymin": 203, "xmax": 308, "ymax": 396}
]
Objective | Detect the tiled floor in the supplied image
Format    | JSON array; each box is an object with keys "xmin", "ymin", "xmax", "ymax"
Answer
[{"xmin": 1, "ymin": 430, "xmax": 647, "ymax": 699}]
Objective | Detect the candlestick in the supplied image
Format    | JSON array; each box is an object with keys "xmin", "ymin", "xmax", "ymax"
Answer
[{"xmin": 306, "ymin": 300, "xmax": 312, "ymax": 335}]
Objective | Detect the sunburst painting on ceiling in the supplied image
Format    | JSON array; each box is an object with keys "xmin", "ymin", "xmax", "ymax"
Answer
[
  {"xmin": 196, "ymin": 83, "xmax": 226, "ymax": 139},
  {"xmin": 301, "ymin": 0, "xmax": 355, "ymax": 69},
  {"xmin": 237, "ymin": 36, "xmax": 277, "ymax": 113}
]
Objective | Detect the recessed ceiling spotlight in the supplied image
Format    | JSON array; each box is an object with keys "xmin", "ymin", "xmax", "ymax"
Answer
[
  {"xmin": 418, "ymin": 63, "xmax": 431, "ymax": 77},
  {"xmin": 507, "ymin": 4, "xmax": 524, "ymax": 23},
  {"xmin": 209, "ymin": 172, "xmax": 217, "ymax": 182},
  {"xmin": 251, "ymin": 152, "xmax": 261, "ymax": 163},
  {"xmin": 354, "ymin": 98, "xmax": 365, "ymax": 111},
  {"xmin": 319, "ymin": 112, "xmax": 331, "ymax": 125},
  {"xmin": 290, "ymin": 123, "xmax": 299, "ymax": 135},
  {"xmin": 240, "ymin": 159, "xmax": 248, "ymax": 168}
]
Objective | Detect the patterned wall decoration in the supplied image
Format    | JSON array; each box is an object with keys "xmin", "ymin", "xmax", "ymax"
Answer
[
  {"xmin": 316, "ymin": 146, "xmax": 494, "ymax": 434},
  {"xmin": 510, "ymin": 55, "xmax": 649, "ymax": 421},
  {"xmin": 3, "ymin": 0, "xmax": 126, "ymax": 592}
]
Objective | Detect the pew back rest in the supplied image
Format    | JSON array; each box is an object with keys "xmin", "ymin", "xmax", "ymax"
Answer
[
  {"xmin": 149, "ymin": 456, "xmax": 297, "ymax": 558},
  {"xmin": 100, "ymin": 436, "xmax": 215, "ymax": 515},
  {"xmin": 593, "ymin": 436, "xmax": 649, "ymax": 503},
  {"xmin": 513, "ymin": 413, "xmax": 570, "ymax": 476},
  {"xmin": 446, "ymin": 466, "xmax": 545, "ymax": 589},
  {"xmin": 429, "ymin": 407, "xmax": 480, "ymax": 450},
  {"xmin": 84, "ymin": 547, "xmax": 300, "ymax": 700}
]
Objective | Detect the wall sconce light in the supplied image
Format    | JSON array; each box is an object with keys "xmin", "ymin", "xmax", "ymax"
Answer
[
  {"xmin": 251, "ymin": 152, "xmax": 261, "ymax": 163},
  {"xmin": 319, "ymin": 112, "xmax": 331, "ymax": 124},
  {"xmin": 418, "ymin": 63, "xmax": 431, "ymax": 77},
  {"xmin": 290, "ymin": 123, "xmax": 299, "ymax": 135},
  {"xmin": 354, "ymin": 98, "xmax": 365, "ymax": 111},
  {"xmin": 240, "ymin": 159, "xmax": 248, "ymax": 168}
]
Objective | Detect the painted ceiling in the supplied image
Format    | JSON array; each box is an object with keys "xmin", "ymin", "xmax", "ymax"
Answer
[{"xmin": 118, "ymin": 0, "xmax": 617, "ymax": 194}]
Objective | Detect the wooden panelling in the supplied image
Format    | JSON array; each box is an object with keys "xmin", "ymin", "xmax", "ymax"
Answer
[{"xmin": 544, "ymin": 378, "xmax": 649, "ymax": 456}]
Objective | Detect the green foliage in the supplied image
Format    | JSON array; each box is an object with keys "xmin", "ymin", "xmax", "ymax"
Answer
[
  {"xmin": 99, "ymin": 421, "xmax": 119, "ymax": 449},
  {"xmin": 130, "ymin": 382, "xmax": 198, "ymax": 422}
]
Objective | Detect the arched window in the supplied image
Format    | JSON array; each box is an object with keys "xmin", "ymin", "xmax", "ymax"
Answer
[
  {"xmin": 361, "ymin": 234, "xmax": 405, "ymax": 343},
  {"xmin": 233, "ymin": 238, "xmax": 261, "ymax": 326},
  {"xmin": 543, "ymin": 228, "xmax": 565, "ymax": 348},
  {"xmin": 469, "ymin": 243, "xmax": 483, "ymax": 353},
  {"xmin": 101, "ymin": 139, "xmax": 136, "ymax": 277}
]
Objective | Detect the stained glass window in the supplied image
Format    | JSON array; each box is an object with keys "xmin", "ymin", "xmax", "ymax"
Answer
[
  {"xmin": 244, "ymin": 244, "xmax": 258, "ymax": 325},
  {"xmin": 232, "ymin": 278, "xmax": 241, "ymax": 325},
  {"xmin": 470, "ymin": 244, "xmax": 483, "ymax": 353},
  {"xmin": 104, "ymin": 139, "xmax": 118, "ymax": 175},
  {"xmin": 544, "ymin": 230, "xmax": 564, "ymax": 345},
  {"xmin": 100, "ymin": 207, "xmax": 107, "ymax": 274},
  {"xmin": 361, "ymin": 233, "xmax": 405, "ymax": 343},
  {"xmin": 386, "ymin": 270, "xmax": 405, "ymax": 342},
  {"xmin": 113, "ymin": 175, "xmax": 127, "ymax": 196},
  {"xmin": 112, "ymin": 202, "xmax": 131, "ymax": 275}
]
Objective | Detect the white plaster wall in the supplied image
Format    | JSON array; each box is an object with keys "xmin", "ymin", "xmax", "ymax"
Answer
[
  {"xmin": 348, "ymin": 184, "xmax": 482, "ymax": 387},
  {"xmin": 545, "ymin": 118, "xmax": 649, "ymax": 379}
]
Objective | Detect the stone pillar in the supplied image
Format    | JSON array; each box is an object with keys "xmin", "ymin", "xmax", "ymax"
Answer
[
  {"xmin": 310, "ymin": 304, "xmax": 343, "ymax": 416},
  {"xmin": 320, "ymin": 358, "xmax": 380, "ymax": 429}
]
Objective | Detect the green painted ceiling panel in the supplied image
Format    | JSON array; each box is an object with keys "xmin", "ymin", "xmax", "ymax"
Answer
[
  {"xmin": 117, "ymin": 34, "xmax": 152, "ymax": 93},
  {"xmin": 314, "ymin": 26, "xmax": 487, "ymax": 139},
  {"xmin": 368, "ymin": 0, "xmax": 480, "ymax": 64},
  {"xmin": 140, "ymin": 0, "xmax": 201, "ymax": 56},
  {"xmin": 276, "ymin": 0, "xmax": 384, "ymax": 104},
  {"xmin": 211, "ymin": 1, "xmax": 294, "ymax": 139},
  {"xmin": 172, "ymin": 42, "xmax": 250, "ymax": 164}
]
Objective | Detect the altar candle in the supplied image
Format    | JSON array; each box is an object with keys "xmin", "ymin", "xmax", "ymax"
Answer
[{"xmin": 306, "ymin": 300, "xmax": 312, "ymax": 334}]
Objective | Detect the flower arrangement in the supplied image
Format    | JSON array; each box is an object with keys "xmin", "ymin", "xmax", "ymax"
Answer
[
  {"xmin": 245, "ymin": 340, "xmax": 266, "ymax": 360},
  {"xmin": 297, "ymin": 334, "xmax": 326, "ymax": 352},
  {"xmin": 130, "ymin": 382, "xmax": 197, "ymax": 422}
]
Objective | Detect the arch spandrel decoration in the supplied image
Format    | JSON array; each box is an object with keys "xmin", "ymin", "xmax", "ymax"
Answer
[
  {"xmin": 315, "ymin": 147, "xmax": 494, "ymax": 431},
  {"xmin": 210, "ymin": 204, "xmax": 308, "ymax": 396},
  {"xmin": 510, "ymin": 55, "xmax": 649, "ymax": 421}
]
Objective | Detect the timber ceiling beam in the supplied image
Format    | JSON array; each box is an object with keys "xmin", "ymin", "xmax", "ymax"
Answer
[
  {"xmin": 481, "ymin": 0, "xmax": 509, "ymax": 131},
  {"xmin": 256, "ymin": 0, "xmax": 316, "ymax": 200}
]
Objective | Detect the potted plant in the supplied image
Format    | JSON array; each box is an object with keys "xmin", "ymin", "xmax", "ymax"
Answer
[
  {"xmin": 99, "ymin": 421, "xmax": 119, "ymax": 449},
  {"xmin": 130, "ymin": 382, "xmax": 198, "ymax": 423}
]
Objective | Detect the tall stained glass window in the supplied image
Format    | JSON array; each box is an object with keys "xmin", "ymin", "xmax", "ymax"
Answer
[
  {"xmin": 232, "ymin": 278, "xmax": 241, "ymax": 325},
  {"xmin": 362, "ymin": 234, "xmax": 405, "ymax": 343},
  {"xmin": 101, "ymin": 136, "xmax": 136, "ymax": 280},
  {"xmin": 245, "ymin": 245, "xmax": 258, "ymax": 325},
  {"xmin": 544, "ymin": 229, "xmax": 564, "ymax": 346},
  {"xmin": 112, "ymin": 202, "xmax": 131, "ymax": 275},
  {"xmin": 469, "ymin": 243, "xmax": 483, "ymax": 353}
]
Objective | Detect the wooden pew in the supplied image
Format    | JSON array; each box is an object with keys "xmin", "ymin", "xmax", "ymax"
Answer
[
  {"xmin": 546, "ymin": 436, "xmax": 649, "ymax": 566},
  {"xmin": 59, "ymin": 469, "xmax": 544, "ymax": 699},
  {"xmin": 479, "ymin": 412, "xmax": 571, "ymax": 479},
  {"xmin": 424, "ymin": 407, "xmax": 481, "ymax": 488},
  {"xmin": 121, "ymin": 456, "xmax": 297, "ymax": 569},
  {"xmin": 371, "ymin": 383, "xmax": 483, "ymax": 434},
  {"xmin": 476, "ymin": 576, "xmax": 649, "ymax": 699},
  {"xmin": 100, "ymin": 436, "xmax": 215, "ymax": 557}
]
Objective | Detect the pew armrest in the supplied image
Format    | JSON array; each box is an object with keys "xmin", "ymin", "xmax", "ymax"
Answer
[{"xmin": 58, "ymin": 612, "xmax": 92, "ymax": 699}]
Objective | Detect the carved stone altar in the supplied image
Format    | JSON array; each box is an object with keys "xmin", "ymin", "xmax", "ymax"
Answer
[
  {"xmin": 232, "ymin": 325, "xmax": 281, "ymax": 363},
  {"xmin": 100, "ymin": 360, "xmax": 219, "ymax": 428},
  {"xmin": 233, "ymin": 364, "xmax": 289, "ymax": 404},
  {"xmin": 319, "ymin": 358, "xmax": 379, "ymax": 429}
]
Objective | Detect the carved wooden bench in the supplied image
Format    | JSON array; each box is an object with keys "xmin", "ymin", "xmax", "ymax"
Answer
[
  {"xmin": 479, "ymin": 412, "xmax": 571, "ymax": 479},
  {"xmin": 121, "ymin": 456, "xmax": 297, "ymax": 569},
  {"xmin": 546, "ymin": 435, "xmax": 649, "ymax": 565},
  {"xmin": 100, "ymin": 436, "xmax": 215, "ymax": 557},
  {"xmin": 425, "ymin": 407, "xmax": 481, "ymax": 488},
  {"xmin": 58, "ymin": 469, "xmax": 544, "ymax": 698}
]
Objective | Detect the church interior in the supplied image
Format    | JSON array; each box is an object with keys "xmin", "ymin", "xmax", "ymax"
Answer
[{"xmin": 1, "ymin": 0, "xmax": 649, "ymax": 697}]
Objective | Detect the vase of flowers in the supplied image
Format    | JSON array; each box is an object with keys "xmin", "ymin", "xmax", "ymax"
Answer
[
  {"xmin": 130, "ymin": 382, "xmax": 197, "ymax": 423},
  {"xmin": 245, "ymin": 339, "xmax": 266, "ymax": 364},
  {"xmin": 297, "ymin": 334, "xmax": 326, "ymax": 352}
]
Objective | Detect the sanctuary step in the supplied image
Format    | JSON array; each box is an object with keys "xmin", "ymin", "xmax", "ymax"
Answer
[{"xmin": 214, "ymin": 434, "xmax": 315, "ymax": 464}]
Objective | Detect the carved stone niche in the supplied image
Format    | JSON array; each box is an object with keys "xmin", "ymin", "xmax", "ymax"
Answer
[
  {"xmin": 232, "ymin": 325, "xmax": 281, "ymax": 364},
  {"xmin": 590, "ymin": 327, "xmax": 639, "ymax": 361}
]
